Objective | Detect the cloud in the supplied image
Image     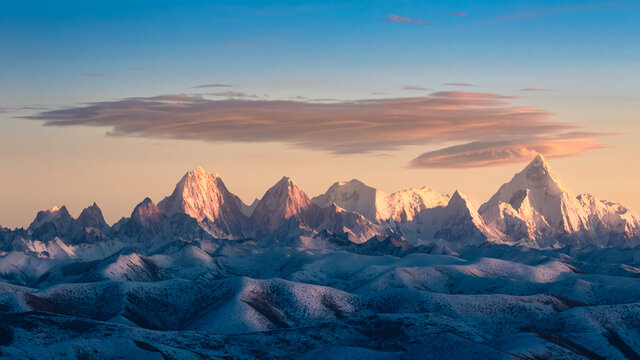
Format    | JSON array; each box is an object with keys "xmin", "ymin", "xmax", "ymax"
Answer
[
  {"xmin": 193, "ymin": 83, "xmax": 233, "ymax": 88},
  {"xmin": 26, "ymin": 91, "xmax": 608, "ymax": 168},
  {"xmin": 493, "ymin": 2, "xmax": 631, "ymax": 22},
  {"xmin": 207, "ymin": 91, "xmax": 257, "ymax": 98},
  {"xmin": 384, "ymin": 14, "xmax": 429, "ymax": 25},
  {"xmin": 450, "ymin": 12, "xmax": 467, "ymax": 17},
  {"xmin": 403, "ymin": 85, "xmax": 430, "ymax": 91},
  {"xmin": 520, "ymin": 88, "xmax": 550, "ymax": 92},
  {"xmin": 444, "ymin": 82, "xmax": 475, "ymax": 87},
  {"xmin": 410, "ymin": 133, "xmax": 608, "ymax": 168}
]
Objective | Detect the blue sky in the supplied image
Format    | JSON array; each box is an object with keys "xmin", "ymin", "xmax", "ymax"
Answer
[
  {"xmin": 1, "ymin": 0, "xmax": 639, "ymax": 227},
  {"xmin": 2, "ymin": 0, "xmax": 638, "ymax": 105}
]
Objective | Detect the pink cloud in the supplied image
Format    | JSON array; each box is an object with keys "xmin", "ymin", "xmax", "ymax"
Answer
[
  {"xmin": 444, "ymin": 82, "xmax": 475, "ymax": 87},
  {"xmin": 403, "ymin": 85, "xmax": 431, "ymax": 91},
  {"xmin": 450, "ymin": 12, "xmax": 467, "ymax": 17},
  {"xmin": 410, "ymin": 134, "xmax": 609, "ymax": 168},
  {"xmin": 27, "ymin": 91, "xmax": 608, "ymax": 168}
]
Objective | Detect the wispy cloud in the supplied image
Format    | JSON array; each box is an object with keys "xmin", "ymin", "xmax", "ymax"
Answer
[
  {"xmin": 207, "ymin": 91, "xmax": 256, "ymax": 98},
  {"xmin": 444, "ymin": 82, "xmax": 475, "ymax": 87},
  {"xmin": 26, "ymin": 91, "xmax": 608, "ymax": 168},
  {"xmin": 403, "ymin": 85, "xmax": 431, "ymax": 91},
  {"xmin": 450, "ymin": 12, "xmax": 467, "ymax": 17},
  {"xmin": 520, "ymin": 88, "xmax": 550, "ymax": 92},
  {"xmin": 493, "ymin": 2, "xmax": 631, "ymax": 22},
  {"xmin": 410, "ymin": 133, "xmax": 608, "ymax": 168},
  {"xmin": 193, "ymin": 83, "xmax": 233, "ymax": 89},
  {"xmin": 384, "ymin": 14, "xmax": 429, "ymax": 25}
]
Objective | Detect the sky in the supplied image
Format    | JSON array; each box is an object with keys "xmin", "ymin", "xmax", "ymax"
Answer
[{"xmin": 1, "ymin": 0, "xmax": 639, "ymax": 228}]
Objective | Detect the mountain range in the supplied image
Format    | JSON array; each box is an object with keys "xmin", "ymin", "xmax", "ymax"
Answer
[
  {"xmin": 1, "ymin": 154, "xmax": 640, "ymax": 359},
  {"xmin": 5, "ymin": 154, "xmax": 636, "ymax": 254}
]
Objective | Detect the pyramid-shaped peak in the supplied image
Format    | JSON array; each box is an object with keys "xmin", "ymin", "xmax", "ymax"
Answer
[
  {"xmin": 131, "ymin": 197, "xmax": 164, "ymax": 228},
  {"xmin": 449, "ymin": 190, "xmax": 471, "ymax": 205},
  {"xmin": 532, "ymin": 153, "xmax": 546, "ymax": 163},
  {"xmin": 522, "ymin": 153, "xmax": 557, "ymax": 180},
  {"xmin": 270, "ymin": 176, "xmax": 304, "ymax": 192},
  {"xmin": 77, "ymin": 202, "xmax": 107, "ymax": 228},
  {"xmin": 132, "ymin": 198, "xmax": 159, "ymax": 217},
  {"xmin": 277, "ymin": 176, "xmax": 295, "ymax": 185}
]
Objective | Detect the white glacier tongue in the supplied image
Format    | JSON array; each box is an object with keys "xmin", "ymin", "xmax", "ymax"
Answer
[
  {"xmin": 311, "ymin": 179, "xmax": 448, "ymax": 223},
  {"xmin": 250, "ymin": 176, "xmax": 311, "ymax": 234},
  {"xmin": 157, "ymin": 166, "xmax": 248, "ymax": 237}
]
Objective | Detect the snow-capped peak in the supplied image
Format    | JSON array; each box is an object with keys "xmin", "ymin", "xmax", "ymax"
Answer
[
  {"xmin": 311, "ymin": 179, "xmax": 387, "ymax": 222},
  {"xmin": 312, "ymin": 179, "xmax": 448, "ymax": 223},
  {"xmin": 131, "ymin": 198, "xmax": 163, "ymax": 226},
  {"xmin": 478, "ymin": 155, "xmax": 618, "ymax": 247},
  {"xmin": 446, "ymin": 191, "xmax": 484, "ymax": 222},
  {"xmin": 158, "ymin": 167, "xmax": 235, "ymax": 221},
  {"xmin": 250, "ymin": 176, "xmax": 311, "ymax": 234},
  {"xmin": 157, "ymin": 167, "xmax": 248, "ymax": 237},
  {"xmin": 386, "ymin": 186, "xmax": 450, "ymax": 222}
]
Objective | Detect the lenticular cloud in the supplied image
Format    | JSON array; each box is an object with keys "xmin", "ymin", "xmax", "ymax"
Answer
[{"xmin": 26, "ymin": 91, "xmax": 607, "ymax": 168}]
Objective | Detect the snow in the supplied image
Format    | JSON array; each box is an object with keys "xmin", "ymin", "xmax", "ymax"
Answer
[
  {"xmin": 312, "ymin": 179, "xmax": 449, "ymax": 223},
  {"xmin": 0, "ymin": 158, "xmax": 639, "ymax": 358},
  {"xmin": 480, "ymin": 154, "xmax": 640, "ymax": 248}
]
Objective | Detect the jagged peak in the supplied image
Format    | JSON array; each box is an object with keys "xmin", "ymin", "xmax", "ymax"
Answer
[
  {"xmin": 276, "ymin": 176, "xmax": 295, "ymax": 186},
  {"xmin": 132, "ymin": 198, "xmax": 159, "ymax": 216},
  {"xmin": 77, "ymin": 202, "xmax": 107, "ymax": 228},
  {"xmin": 42, "ymin": 205, "xmax": 69, "ymax": 215},
  {"xmin": 29, "ymin": 204, "xmax": 73, "ymax": 230},
  {"xmin": 184, "ymin": 166, "xmax": 219, "ymax": 180},
  {"xmin": 531, "ymin": 153, "xmax": 547, "ymax": 165},
  {"xmin": 520, "ymin": 153, "xmax": 564, "ymax": 185},
  {"xmin": 450, "ymin": 190, "xmax": 466, "ymax": 202}
]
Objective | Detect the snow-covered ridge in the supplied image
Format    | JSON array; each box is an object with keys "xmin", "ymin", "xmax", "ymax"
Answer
[
  {"xmin": 311, "ymin": 179, "xmax": 449, "ymax": 223},
  {"xmin": 4, "ymin": 156, "xmax": 640, "ymax": 253}
]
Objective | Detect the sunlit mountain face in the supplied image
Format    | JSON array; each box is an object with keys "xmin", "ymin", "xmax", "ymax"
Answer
[
  {"xmin": 1, "ymin": 157, "xmax": 640, "ymax": 358},
  {"xmin": 2, "ymin": 1, "xmax": 639, "ymax": 358}
]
